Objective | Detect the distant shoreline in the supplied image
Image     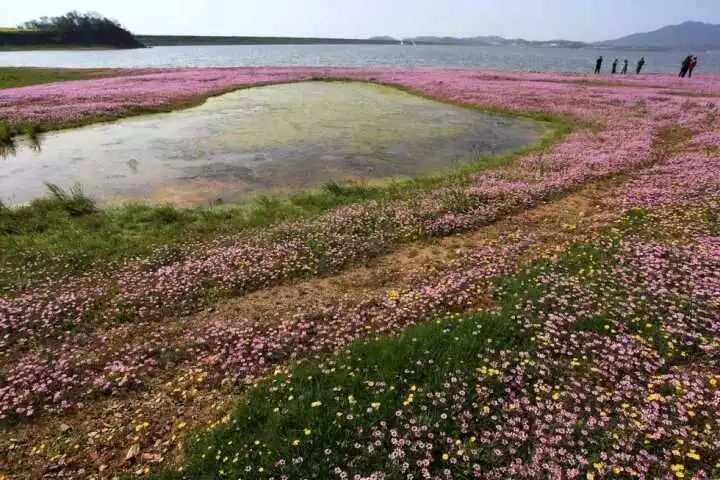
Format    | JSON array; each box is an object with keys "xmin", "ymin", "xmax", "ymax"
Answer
[
  {"xmin": 136, "ymin": 35, "xmax": 403, "ymax": 47},
  {"xmin": 1, "ymin": 34, "xmax": 713, "ymax": 51}
]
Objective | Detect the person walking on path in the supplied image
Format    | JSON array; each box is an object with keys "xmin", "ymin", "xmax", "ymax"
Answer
[
  {"xmin": 622, "ymin": 59, "xmax": 629, "ymax": 74},
  {"xmin": 688, "ymin": 56, "xmax": 698, "ymax": 77},
  {"xmin": 611, "ymin": 58, "xmax": 619, "ymax": 74},
  {"xmin": 595, "ymin": 56, "xmax": 604, "ymax": 74},
  {"xmin": 679, "ymin": 55, "xmax": 692, "ymax": 78},
  {"xmin": 636, "ymin": 57, "xmax": 646, "ymax": 74}
]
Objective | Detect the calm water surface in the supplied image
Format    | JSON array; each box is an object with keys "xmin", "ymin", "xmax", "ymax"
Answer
[
  {"xmin": 1, "ymin": 44, "xmax": 719, "ymax": 73},
  {"xmin": 1, "ymin": 82, "xmax": 544, "ymax": 206}
]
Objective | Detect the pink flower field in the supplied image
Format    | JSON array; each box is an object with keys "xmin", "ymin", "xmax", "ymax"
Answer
[{"xmin": 1, "ymin": 68, "xmax": 719, "ymax": 479}]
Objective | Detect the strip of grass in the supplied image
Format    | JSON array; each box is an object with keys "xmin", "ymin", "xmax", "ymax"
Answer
[
  {"xmin": 0, "ymin": 67, "xmax": 111, "ymax": 89},
  {"xmin": 0, "ymin": 113, "xmax": 573, "ymax": 293}
]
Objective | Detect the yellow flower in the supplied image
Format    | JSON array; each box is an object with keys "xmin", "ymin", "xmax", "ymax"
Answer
[
  {"xmin": 311, "ymin": 401, "xmax": 322, "ymax": 408},
  {"xmin": 387, "ymin": 290, "xmax": 400, "ymax": 301},
  {"xmin": 304, "ymin": 428, "xmax": 312, "ymax": 436},
  {"xmin": 292, "ymin": 439, "xmax": 300, "ymax": 446},
  {"xmin": 671, "ymin": 464, "xmax": 685, "ymax": 472},
  {"xmin": 613, "ymin": 467, "xmax": 623, "ymax": 475},
  {"xmin": 442, "ymin": 453, "xmax": 449, "ymax": 461},
  {"xmin": 593, "ymin": 462, "xmax": 603, "ymax": 471},
  {"xmin": 371, "ymin": 402, "xmax": 381, "ymax": 409},
  {"xmin": 647, "ymin": 393, "xmax": 661, "ymax": 402},
  {"xmin": 586, "ymin": 473, "xmax": 595, "ymax": 480},
  {"xmin": 686, "ymin": 450, "xmax": 701, "ymax": 461},
  {"xmin": 552, "ymin": 392, "xmax": 561, "ymax": 401}
]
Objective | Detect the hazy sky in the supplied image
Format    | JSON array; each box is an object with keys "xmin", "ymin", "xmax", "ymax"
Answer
[{"xmin": 2, "ymin": 0, "xmax": 719, "ymax": 41}]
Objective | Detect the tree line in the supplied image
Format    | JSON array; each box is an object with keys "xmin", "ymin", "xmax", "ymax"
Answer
[{"xmin": 1, "ymin": 11, "xmax": 143, "ymax": 49}]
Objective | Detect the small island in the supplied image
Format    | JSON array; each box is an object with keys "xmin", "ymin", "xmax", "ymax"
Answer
[{"xmin": 0, "ymin": 11, "xmax": 144, "ymax": 50}]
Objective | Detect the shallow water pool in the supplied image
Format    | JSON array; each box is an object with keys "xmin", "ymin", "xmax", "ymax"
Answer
[{"xmin": 1, "ymin": 82, "xmax": 545, "ymax": 205}]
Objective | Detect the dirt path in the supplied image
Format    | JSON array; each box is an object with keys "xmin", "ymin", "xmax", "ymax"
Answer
[{"xmin": 1, "ymin": 174, "xmax": 626, "ymax": 479}]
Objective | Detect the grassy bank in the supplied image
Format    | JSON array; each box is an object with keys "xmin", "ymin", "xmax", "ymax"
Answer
[
  {"xmin": 0, "ymin": 109, "xmax": 572, "ymax": 293},
  {"xmin": 0, "ymin": 67, "xmax": 112, "ymax": 89},
  {"xmin": 151, "ymin": 207, "xmax": 720, "ymax": 478}
]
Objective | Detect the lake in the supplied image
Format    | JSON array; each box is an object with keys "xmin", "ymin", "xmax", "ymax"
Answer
[
  {"xmin": 1, "ymin": 44, "xmax": 719, "ymax": 73},
  {"xmin": 0, "ymin": 82, "xmax": 544, "ymax": 206}
]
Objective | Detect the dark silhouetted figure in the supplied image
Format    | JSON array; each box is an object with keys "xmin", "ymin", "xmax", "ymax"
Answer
[
  {"xmin": 688, "ymin": 56, "xmax": 698, "ymax": 77},
  {"xmin": 636, "ymin": 57, "xmax": 646, "ymax": 74},
  {"xmin": 679, "ymin": 55, "xmax": 692, "ymax": 78},
  {"xmin": 595, "ymin": 56, "xmax": 603, "ymax": 74},
  {"xmin": 611, "ymin": 58, "xmax": 619, "ymax": 74},
  {"xmin": 621, "ymin": 59, "xmax": 629, "ymax": 74}
]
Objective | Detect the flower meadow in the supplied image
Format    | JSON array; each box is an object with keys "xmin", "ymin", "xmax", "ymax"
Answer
[
  {"xmin": 156, "ymin": 207, "xmax": 720, "ymax": 480},
  {"xmin": 1, "ymin": 68, "xmax": 719, "ymax": 478}
]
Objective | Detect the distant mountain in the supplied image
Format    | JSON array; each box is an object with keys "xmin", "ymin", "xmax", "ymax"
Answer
[
  {"xmin": 118, "ymin": 20, "xmax": 720, "ymax": 51},
  {"xmin": 401, "ymin": 35, "xmax": 586, "ymax": 48},
  {"xmin": 598, "ymin": 21, "xmax": 720, "ymax": 50}
]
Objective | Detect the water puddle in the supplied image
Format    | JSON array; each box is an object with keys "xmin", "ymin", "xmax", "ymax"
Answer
[{"xmin": 1, "ymin": 82, "xmax": 545, "ymax": 206}]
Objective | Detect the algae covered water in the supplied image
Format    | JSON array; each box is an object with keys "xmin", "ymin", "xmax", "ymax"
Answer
[{"xmin": 1, "ymin": 82, "xmax": 544, "ymax": 205}]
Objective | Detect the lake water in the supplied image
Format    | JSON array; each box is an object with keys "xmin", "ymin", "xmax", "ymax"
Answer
[
  {"xmin": 0, "ymin": 82, "xmax": 544, "ymax": 206},
  {"xmin": 1, "ymin": 44, "xmax": 719, "ymax": 73}
]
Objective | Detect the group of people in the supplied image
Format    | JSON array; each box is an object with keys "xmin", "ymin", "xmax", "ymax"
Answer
[
  {"xmin": 679, "ymin": 55, "xmax": 699, "ymax": 78},
  {"xmin": 594, "ymin": 56, "xmax": 645, "ymax": 75},
  {"xmin": 593, "ymin": 55, "xmax": 701, "ymax": 78}
]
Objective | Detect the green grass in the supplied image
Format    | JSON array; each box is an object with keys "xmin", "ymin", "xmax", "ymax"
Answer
[
  {"xmin": 0, "ymin": 114, "xmax": 573, "ymax": 293},
  {"xmin": 0, "ymin": 67, "xmax": 110, "ymax": 89},
  {"xmin": 145, "ymin": 219, "xmax": 615, "ymax": 479},
  {"xmin": 154, "ymin": 311, "xmax": 528, "ymax": 479},
  {"xmin": 149, "ymin": 207, "xmax": 718, "ymax": 479}
]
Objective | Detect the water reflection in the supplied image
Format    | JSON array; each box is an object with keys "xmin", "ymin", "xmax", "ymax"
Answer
[{"xmin": 0, "ymin": 134, "xmax": 42, "ymax": 159}]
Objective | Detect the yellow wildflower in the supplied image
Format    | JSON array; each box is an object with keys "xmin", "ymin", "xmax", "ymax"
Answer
[{"xmin": 687, "ymin": 450, "xmax": 701, "ymax": 461}]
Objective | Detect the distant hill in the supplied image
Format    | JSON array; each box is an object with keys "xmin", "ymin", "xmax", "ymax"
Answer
[
  {"xmin": 598, "ymin": 21, "xmax": 720, "ymax": 50},
  {"xmin": 402, "ymin": 35, "xmax": 586, "ymax": 48},
  {"xmin": 138, "ymin": 35, "xmax": 398, "ymax": 46}
]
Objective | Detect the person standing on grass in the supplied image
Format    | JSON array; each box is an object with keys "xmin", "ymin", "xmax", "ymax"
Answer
[
  {"xmin": 611, "ymin": 58, "xmax": 619, "ymax": 74},
  {"xmin": 679, "ymin": 55, "xmax": 692, "ymax": 77},
  {"xmin": 622, "ymin": 59, "xmax": 629, "ymax": 74},
  {"xmin": 636, "ymin": 57, "xmax": 646, "ymax": 74},
  {"xmin": 688, "ymin": 56, "xmax": 698, "ymax": 77},
  {"xmin": 595, "ymin": 56, "xmax": 604, "ymax": 74}
]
